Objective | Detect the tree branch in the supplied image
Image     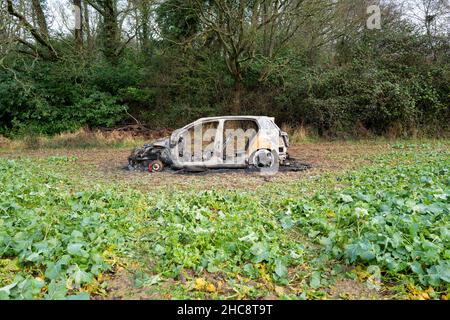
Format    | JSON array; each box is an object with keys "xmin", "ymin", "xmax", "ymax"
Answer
[{"xmin": 6, "ymin": 0, "xmax": 58, "ymax": 59}]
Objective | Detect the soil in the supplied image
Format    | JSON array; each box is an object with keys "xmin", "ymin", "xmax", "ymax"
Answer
[
  {"xmin": 0, "ymin": 142, "xmax": 391, "ymax": 192},
  {"xmin": 96, "ymin": 268, "xmax": 176, "ymax": 300},
  {"xmin": 329, "ymin": 279, "xmax": 383, "ymax": 300}
]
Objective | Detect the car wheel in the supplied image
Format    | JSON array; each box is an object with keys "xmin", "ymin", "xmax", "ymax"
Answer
[
  {"xmin": 148, "ymin": 160, "xmax": 164, "ymax": 172},
  {"xmin": 250, "ymin": 149, "xmax": 279, "ymax": 172}
]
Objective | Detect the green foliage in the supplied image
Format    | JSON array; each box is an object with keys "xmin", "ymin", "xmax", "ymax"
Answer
[
  {"xmin": 117, "ymin": 48, "xmax": 226, "ymax": 128},
  {"xmin": 1, "ymin": 1, "xmax": 449, "ymax": 137},
  {"xmin": 0, "ymin": 158, "xmax": 140, "ymax": 299},
  {"xmin": 1, "ymin": 22, "xmax": 449, "ymax": 137},
  {"xmin": 72, "ymin": 92, "xmax": 126, "ymax": 128},
  {"xmin": 137, "ymin": 191, "xmax": 294, "ymax": 280},
  {"xmin": 285, "ymin": 151, "xmax": 450, "ymax": 288},
  {"xmin": 0, "ymin": 57, "xmax": 131, "ymax": 136},
  {"xmin": 263, "ymin": 27, "xmax": 449, "ymax": 137},
  {"xmin": 156, "ymin": 0, "xmax": 199, "ymax": 42},
  {"xmin": 0, "ymin": 147, "xmax": 448, "ymax": 299}
]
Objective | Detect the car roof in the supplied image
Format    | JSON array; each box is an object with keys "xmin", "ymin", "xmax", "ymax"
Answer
[
  {"xmin": 196, "ymin": 116, "xmax": 274, "ymax": 122},
  {"xmin": 172, "ymin": 116, "xmax": 279, "ymax": 133}
]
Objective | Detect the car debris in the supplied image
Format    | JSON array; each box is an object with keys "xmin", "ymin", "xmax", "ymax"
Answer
[{"xmin": 128, "ymin": 116, "xmax": 310, "ymax": 173}]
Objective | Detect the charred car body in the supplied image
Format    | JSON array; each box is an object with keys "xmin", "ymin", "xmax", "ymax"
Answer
[{"xmin": 128, "ymin": 116, "xmax": 290, "ymax": 172}]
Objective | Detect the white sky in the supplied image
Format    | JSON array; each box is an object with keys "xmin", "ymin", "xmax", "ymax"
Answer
[
  {"xmin": 47, "ymin": 0, "xmax": 78, "ymax": 32},
  {"xmin": 45, "ymin": 0, "xmax": 448, "ymax": 35}
]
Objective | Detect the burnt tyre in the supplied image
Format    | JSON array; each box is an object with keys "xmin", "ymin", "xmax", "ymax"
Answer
[
  {"xmin": 249, "ymin": 149, "xmax": 279, "ymax": 174},
  {"xmin": 148, "ymin": 160, "xmax": 164, "ymax": 172}
]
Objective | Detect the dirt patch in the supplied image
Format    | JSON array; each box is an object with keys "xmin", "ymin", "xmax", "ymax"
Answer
[
  {"xmin": 329, "ymin": 279, "xmax": 383, "ymax": 300},
  {"xmin": 0, "ymin": 141, "xmax": 392, "ymax": 192},
  {"xmin": 96, "ymin": 268, "xmax": 176, "ymax": 300}
]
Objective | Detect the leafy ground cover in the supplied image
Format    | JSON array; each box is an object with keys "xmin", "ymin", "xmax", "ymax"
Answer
[{"xmin": 0, "ymin": 141, "xmax": 449, "ymax": 299}]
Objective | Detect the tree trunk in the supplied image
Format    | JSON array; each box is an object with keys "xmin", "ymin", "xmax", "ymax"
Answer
[
  {"xmin": 6, "ymin": 0, "xmax": 57, "ymax": 59},
  {"xmin": 74, "ymin": 0, "xmax": 83, "ymax": 50},
  {"xmin": 87, "ymin": 0, "xmax": 121, "ymax": 64},
  {"xmin": 102, "ymin": 0, "xmax": 120, "ymax": 64},
  {"xmin": 31, "ymin": 0, "xmax": 49, "ymax": 38},
  {"xmin": 140, "ymin": 0, "xmax": 151, "ymax": 55},
  {"xmin": 232, "ymin": 76, "xmax": 242, "ymax": 114},
  {"xmin": 227, "ymin": 54, "xmax": 243, "ymax": 114},
  {"xmin": 83, "ymin": 0, "xmax": 93, "ymax": 51}
]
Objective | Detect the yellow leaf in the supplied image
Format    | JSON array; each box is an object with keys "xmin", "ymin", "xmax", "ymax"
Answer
[
  {"xmin": 326, "ymin": 209, "xmax": 335, "ymax": 218},
  {"xmin": 194, "ymin": 278, "xmax": 206, "ymax": 290},
  {"xmin": 420, "ymin": 292, "xmax": 429, "ymax": 300},
  {"xmin": 275, "ymin": 286, "xmax": 285, "ymax": 296},
  {"xmin": 206, "ymin": 283, "xmax": 216, "ymax": 292},
  {"xmin": 425, "ymin": 287, "xmax": 434, "ymax": 294},
  {"xmin": 116, "ymin": 266, "xmax": 124, "ymax": 273}
]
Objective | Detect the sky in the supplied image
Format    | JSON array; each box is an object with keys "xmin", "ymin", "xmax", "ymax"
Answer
[
  {"xmin": 47, "ymin": 0, "xmax": 77, "ymax": 32},
  {"xmin": 45, "ymin": 0, "xmax": 448, "ymax": 35}
]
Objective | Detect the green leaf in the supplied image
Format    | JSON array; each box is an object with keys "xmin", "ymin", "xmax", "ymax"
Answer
[
  {"xmin": 0, "ymin": 282, "xmax": 17, "ymax": 299},
  {"xmin": 44, "ymin": 281, "xmax": 67, "ymax": 300},
  {"xmin": 250, "ymin": 242, "xmax": 269, "ymax": 263},
  {"xmin": 71, "ymin": 267, "xmax": 93, "ymax": 286},
  {"xmin": 45, "ymin": 262, "xmax": 62, "ymax": 280},
  {"xmin": 274, "ymin": 259, "xmax": 288, "ymax": 279},
  {"xmin": 67, "ymin": 243, "xmax": 84, "ymax": 256},
  {"xmin": 410, "ymin": 262, "xmax": 424, "ymax": 275},
  {"xmin": 309, "ymin": 272, "xmax": 321, "ymax": 289},
  {"xmin": 340, "ymin": 194, "xmax": 353, "ymax": 203},
  {"xmin": 67, "ymin": 292, "xmax": 90, "ymax": 300},
  {"xmin": 436, "ymin": 261, "xmax": 450, "ymax": 282},
  {"xmin": 280, "ymin": 216, "xmax": 295, "ymax": 229}
]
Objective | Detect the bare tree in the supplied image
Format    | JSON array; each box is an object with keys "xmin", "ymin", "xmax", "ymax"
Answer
[
  {"xmin": 131, "ymin": 0, "xmax": 153, "ymax": 54},
  {"xmin": 31, "ymin": 0, "xmax": 49, "ymax": 38},
  {"xmin": 0, "ymin": 0, "xmax": 13, "ymax": 56},
  {"xmin": 86, "ymin": 0, "xmax": 121, "ymax": 63},
  {"xmin": 6, "ymin": 0, "xmax": 57, "ymax": 59},
  {"xmin": 86, "ymin": 0, "xmax": 137, "ymax": 63},
  {"xmin": 191, "ymin": 0, "xmax": 310, "ymax": 112},
  {"xmin": 406, "ymin": 0, "xmax": 450, "ymax": 59}
]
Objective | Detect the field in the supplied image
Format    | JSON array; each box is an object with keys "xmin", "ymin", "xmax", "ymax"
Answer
[{"xmin": 0, "ymin": 139, "xmax": 449, "ymax": 300}]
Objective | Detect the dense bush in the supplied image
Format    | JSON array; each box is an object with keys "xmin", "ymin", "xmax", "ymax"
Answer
[
  {"xmin": 0, "ymin": 57, "xmax": 131, "ymax": 136},
  {"xmin": 272, "ymin": 29, "xmax": 450, "ymax": 137},
  {"xmin": 0, "ymin": 26, "xmax": 448, "ymax": 137}
]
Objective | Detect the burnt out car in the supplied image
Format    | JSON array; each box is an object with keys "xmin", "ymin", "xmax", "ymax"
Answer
[{"xmin": 128, "ymin": 116, "xmax": 290, "ymax": 172}]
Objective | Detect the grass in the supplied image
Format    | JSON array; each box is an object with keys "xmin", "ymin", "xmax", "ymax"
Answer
[
  {"xmin": 0, "ymin": 128, "xmax": 147, "ymax": 150},
  {"xmin": 0, "ymin": 138, "xmax": 449, "ymax": 300},
  {"xmin": 2, "ymin": 128, "xmax": 448, "ymax": 151}
]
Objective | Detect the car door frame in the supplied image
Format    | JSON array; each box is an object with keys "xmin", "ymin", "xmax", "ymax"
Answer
[{"xmin": 170, "ymin": 119, "xmax": 223, "ymax": 168}]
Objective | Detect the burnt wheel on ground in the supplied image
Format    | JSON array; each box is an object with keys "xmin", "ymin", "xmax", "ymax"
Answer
[{"xmin": 148, "ymin": 160, "xmax": 164, "ymax": 172}]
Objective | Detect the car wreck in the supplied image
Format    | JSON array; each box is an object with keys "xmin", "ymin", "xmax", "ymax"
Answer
[{"xmin": 128, "ymin": 116, "xmax": 307, "ymax": 173}]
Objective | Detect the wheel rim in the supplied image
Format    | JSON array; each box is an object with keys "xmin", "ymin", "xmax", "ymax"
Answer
[
  {"xmin": 149, "ymin": 161, "xmax": 163, "ymax": 172},
  {"xmin": 254, "ymin": 150, "xmax": 274, "ymax": 168}
]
